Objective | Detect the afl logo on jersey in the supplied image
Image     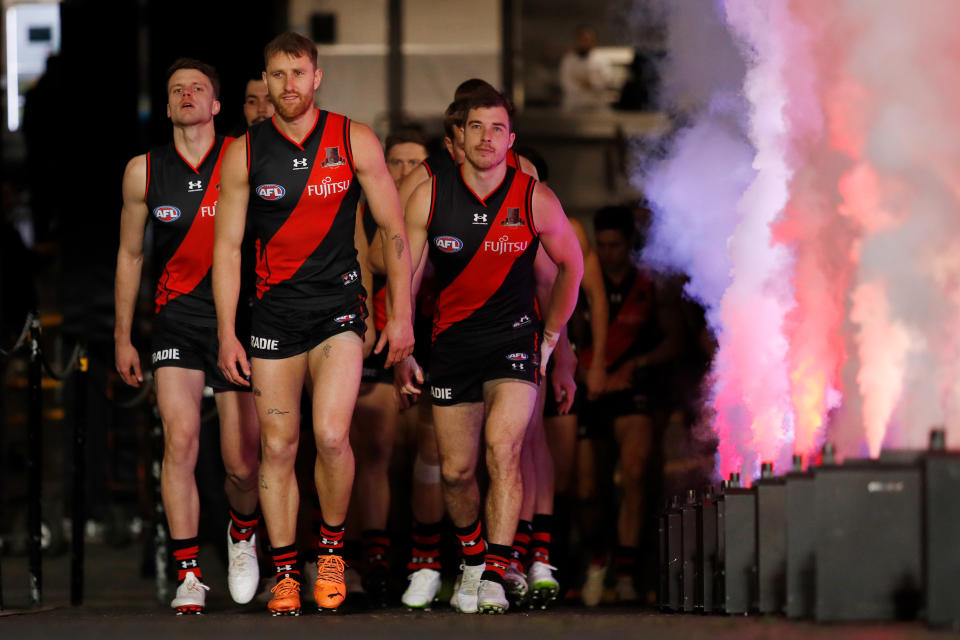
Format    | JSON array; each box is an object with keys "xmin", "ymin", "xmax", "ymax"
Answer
[
  {"xmin": 434, "ymin": 236, "xmax": 463, "ymax": 253},
  {"xmin": 506, "ymin": 353, "xmax": 528, "ymax": 361},
  {"xmin": 257, "ymin": 184, "xmax": 286, "ymax": 200},
  {"xmin": 334, "ymin": 313, "xmax": 356, "ymax": 323},
  {"xmin": 153, "ymin": 206, "xmax": 181, "ymax": 222}
]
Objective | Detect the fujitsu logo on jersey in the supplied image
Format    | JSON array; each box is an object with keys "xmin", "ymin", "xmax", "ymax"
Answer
[
  {"xmin": 200, "ymin": 200, "xmax": 218, "ymax": 217},
  {"xmin": 307, "ymin": 175, "xmax": 351, "ymax": 198},
  {"xmin": 434, "ymin": 236, "xmax": 463, "ymax": 253},
  {"xmin": 484, "ymin": 235, "xmax": 528, "ymax": 255},
  {"xmin": 153, "ymin": 206, "xmax": 181, "ymax": 222},
  {"xmin": 257, "ymin": 184, "xmax": 285, "ymax": 200}
]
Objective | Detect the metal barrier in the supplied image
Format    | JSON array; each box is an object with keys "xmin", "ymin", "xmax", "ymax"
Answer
[{"xmin": 1, "ymin": 312, "xmax": 93, "ymax": 609}]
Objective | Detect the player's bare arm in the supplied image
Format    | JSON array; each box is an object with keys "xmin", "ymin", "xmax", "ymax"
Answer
[
  {"xmin": 531, "ymin": 182, "xmax": 584, "ymax": 375},
  {"xmin": 355, "ymin": 201, "xmax": 377, "ymax": 358},
  {"xmin": 393, "ymin": 178, "xmax": 433, "ymax": 399},
  {"xmin": 571, "ymin": 218, "xmax": 608, "ymax": 399},
  {"xmin": 212, "ymin": 135, "xmax": 251, "ymax": 387},
  {"xmin": 350, "ymin": 121, "xmax": 414, "ymax": 366},
  {"xmin": 115, "ymin": 154, "xmax": 149, "ymax": 388},
  {"xmin": 533, "ymin": 247, "xmax": 577, "ymax": 412}
]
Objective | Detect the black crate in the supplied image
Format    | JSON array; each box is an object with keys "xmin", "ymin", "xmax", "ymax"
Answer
[
  {"xmin": 698, "ymin": 492, "xmax": 718, "ymax": 612},
  {"xmin": 814, "ymin": 459, "xmax": 922, "ymax": 622},
  {"xmin": 923, "ymin": 452, "xmax": 960, "ymax": 627},
  {"xmin": 785, "ymin": 469, "xmax": 815, "ymax": 619},
  {"xmin": 718, "ymin": 487, "xmax": 756, "ymax": 614},
  {"xmin": 756, "ymin": 475, "xmax": 787, "ymax": 614},
  {"xmin": 681, "ymin": 493, "xmax": 699, "ymax": 612}
]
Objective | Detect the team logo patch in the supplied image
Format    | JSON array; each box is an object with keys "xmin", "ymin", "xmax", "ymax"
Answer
[
  {"xmin": 321, "ymin": 147, "xmax": 346, "ymax": 168},
  {"xmin": 506, "ymin": 352, "xmax": 528, "ymax": 361},
  {"xmin": 334, "ymin": 313, "xmax": 356, "ymax": 323},
  {"xmin": 256, "ymin": 184, "xmax": 286, "ymax": 200},
  {"xmin": 434, "ymin": 235, "xmax": 463, "ymax": 253},
  {"xmin": 501, "ymin": 208, "xmax": 525, "ymax": 226},
  {"xmin": 153, "ymin": 206, "xmax": 181, "ymax": 222}
]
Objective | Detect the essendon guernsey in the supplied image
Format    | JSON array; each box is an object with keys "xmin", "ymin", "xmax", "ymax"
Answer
[
  {"xmin": 246, "ymin": 110, "xmax": 362, "ymax": 309},
  {"xmin": 427, "ymin": 165, "xmax": 540, "ymax": 346},
  {"xmin": 146, "ymin": 135, "xmax": 230, "ymax": 326}
]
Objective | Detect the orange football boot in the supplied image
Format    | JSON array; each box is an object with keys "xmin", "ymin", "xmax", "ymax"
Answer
[
  {"xmin": 268, "ymin": 576, "xmax": 302, "ymax": 616},
  {"xmin": 313, "ymin": 555, "xmax": 347, "ymax": 610}
]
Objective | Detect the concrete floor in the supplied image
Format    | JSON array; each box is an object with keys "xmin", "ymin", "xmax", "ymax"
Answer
[{"xmin": 0, "ymin": 543, "xmax": 953, "ymax": 640}]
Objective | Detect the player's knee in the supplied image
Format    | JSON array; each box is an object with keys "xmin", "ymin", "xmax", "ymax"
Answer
[
  {"xmin": 620, "ymin": 457, "xmax": 647, "ymax": 487},
  {"xmin": 315, "ymin": 429, "xmax": 351, "ymax": 457},
  {"xmin": 485, "ymin": 438, "xmax": 522, "ymax": 476},
  {"xmin": 261, "ymin": 431, "xmax": 298, "ymax": 466},
  {"xmin": 440, "ymin": 459, "xmax": 474, "ymax": 488},
  {"xmin": 163, "ymin": 427, "xmax": 199, "ymax": 466},
  {"xmin": 224, "ymin": 460, "xmax": 258, "ymax": 490}
]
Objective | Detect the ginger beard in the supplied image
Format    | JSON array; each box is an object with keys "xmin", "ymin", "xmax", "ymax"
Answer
[{"xmin": 271, "ymin": 86, "xmax": 313, "ymax": 120}]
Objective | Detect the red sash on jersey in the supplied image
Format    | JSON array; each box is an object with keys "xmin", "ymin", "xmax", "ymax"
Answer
[
  {"xmin": 579, "ymin": 270, "xmax": 654, "ymax": 369},
  {"xmin": 155, "ymin": 139, "xmax": 231, "ymax": 312},
  {"xmin": 255, "ymin": 113, "xmax": 354, "ymax": 299}
]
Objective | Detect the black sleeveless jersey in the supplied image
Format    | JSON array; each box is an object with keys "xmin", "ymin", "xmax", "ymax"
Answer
[
  {"xmin": 427, "ymin": 165, "xmax": 540, "ymax": 346},
  {"xmin": 145, "ymin": 136, "xmax": 230, "ymax": 326},
  {"xmin": 246, "ymin": 110, "xmax": 362, "ymax": 310},
  {"xmin": 422, "ymin": 149, "xmax": 455, "ymax": 178}
]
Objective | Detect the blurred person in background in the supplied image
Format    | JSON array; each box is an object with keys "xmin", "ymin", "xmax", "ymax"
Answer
[{"xmin": 559, "ymin": 25, "xmax": 610, "ymax": 111}]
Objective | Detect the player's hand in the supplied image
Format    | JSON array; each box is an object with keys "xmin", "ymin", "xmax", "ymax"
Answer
[
  {"xmin": 393, "ymin": 355, "xmax": 424, "ymax": 409},
  {"xmin": 218, "ymin": 334, "xmax": 251, "ymax": 387},
  {"xmin": 550, "ymin": 365, "xmax": 577, "ymax": 416},
  {"xmin": 539, "ymin": 329, "xmax": 560, "ymax": 377},
  {"xmin": 376, "ymin": 317, "xmax": 415, "ymax": 367},
  {"xmin": 585, "ymin": 362, "xmax": 606, "ymax": 401},
  {"xmin": 115, "ymin": 340, "xmax": 143, "ymax": 388}
]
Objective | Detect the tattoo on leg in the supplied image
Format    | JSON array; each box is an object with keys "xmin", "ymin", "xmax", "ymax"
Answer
[
  {"xmin": 253, "ymin": 387, "xmax": 262, "ymax": 397},
  {"xmin": 323, "ymin": 343, "xmax": 332, "ymax": 359},
  {"xmin": 392, "ymin": 233, "xmax": 405, "ymax": 259},
  {"xmin": 260, "ymin": 474, "xmax": 268, "ymax": 490},
  {"xmin": 267, "ymin": 408, "xmax": 290, "ymax": 415}
]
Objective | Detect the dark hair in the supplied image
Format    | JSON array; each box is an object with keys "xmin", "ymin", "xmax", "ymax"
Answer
[
  {"xmin": 454, "ymin": 78, "xmax": 495, "ymax": 102},
  {"xmin": 166, "ymin": 58, "xmax": 220, "ymax": 98},
  {"xmin": 264, "ymin": 31, "xmax": 317, "ymax": 70},
  {"xmin": 593, "ymin": 205, "xmax": 635, "ymax": 238},
  {"xmin": 385, "ymin": 127, "xmax": 428, "ymax": 155},
  {"xmin": 459, "ymin": 86, "xmax": 515, "ymax": 132}
]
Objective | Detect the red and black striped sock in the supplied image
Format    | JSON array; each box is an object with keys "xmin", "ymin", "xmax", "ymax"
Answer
[
  {"xmin": 531, "ymin": 513, "xmax": 553, "ymax": 565},
  {"xmin": 362, "ymin": 529, "xmax": 391, "ymax": 570},
  {"xmin": 272, "ymin": 544, "xmax": 300, "ymax": 582},
  {"xmin": 317, "ymin": 520, "xmax": 345, "ymax": 557},
  {"xmin": 615, "ymin": 545, "xmax": 638, "ymax": 578},
  {"xmin": 481, "ymin": 543, "xmax": 513, "ymax": 585},
  {"xmin": 454, "ymin": 519, "xmax": 486, "ymax": 567},
  {"xmin": 408, "ymin": 520, "xmax": 443, "ymax": 572},
  {"xmin": 510, "ymin": 520, "xmax": 533, "ymax": 570},
  {"xmin": 172, "ymin": 537, "xmax": 202, "ymax": 583},
  {"xmin": 228, "ymin": 508, "xmax": 259, "ymax": 543}
]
